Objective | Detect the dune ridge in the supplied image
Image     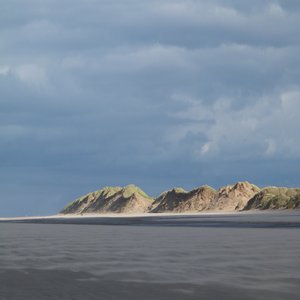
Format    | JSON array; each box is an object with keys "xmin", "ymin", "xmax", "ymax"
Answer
[{"xmin": 61, "ymin": 182, "xmax": 300, "ymax": 215}]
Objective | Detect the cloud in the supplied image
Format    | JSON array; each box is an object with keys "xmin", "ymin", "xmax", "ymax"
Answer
[
  {"xmin": 14, "ymin": 64, "xmax": 48, "ymax": 87},
  {"xmin": 0, "ymin": 0, "xmax": 300, "ymax": 215},
  {"xmin": 0, "ymin": 66, "xmax": 10, "ymax": 75},
  {"xmin": 169, "ymin": 89, "xmax": 300, "ymax": 160}
]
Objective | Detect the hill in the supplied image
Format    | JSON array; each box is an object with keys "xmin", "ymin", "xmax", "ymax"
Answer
[
  {"xmin": 150, "ymin": 186, "xmax": 217, "ymax": 213},
  {"xmin": 209, "ymin": 182, "xmax": 260, "ymax": 211},
  {"xmin": 61, "ymin": 182, "xmax": 300, "ymax": 214},
  {"xmin": 61, "ymin": 184, "xmax": 153, "ymax": 214},
  {"xmin": 244, "ymin": 187, "xmax": 300, "ymax": 210}
]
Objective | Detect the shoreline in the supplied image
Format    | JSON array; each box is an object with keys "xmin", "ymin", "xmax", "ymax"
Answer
[{"xmin": 0, "ymin": 209, "xmax": 297, "ymax": 222}]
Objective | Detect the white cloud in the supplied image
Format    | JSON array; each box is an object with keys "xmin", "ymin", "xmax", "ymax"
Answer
[
  {"xmin": 268, "ymin": 3, "xmax": 285, "ymax": 17},
  {"xmin": 265, "ymin": 138, "xmax": 276, "ymax": 156},
  {"xmin": 14, "ymin": 64, "xmax": 48, "ymax": 87},
  {"xmin": 200, "ymin": 142, "xmax": 212, "ymax": 155},
  {"xmin": 169, "ymin": 89, "xmax": 300, "ymax": 160},
  {"xmin": 0, "ymin": 65, "xmax": 10, "ymax": 75},
  {"xmin": 155, "ymin": 1, "xmax": 244, "ymax": 26}
]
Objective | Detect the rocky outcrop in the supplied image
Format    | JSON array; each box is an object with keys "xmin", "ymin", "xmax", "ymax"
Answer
[
  {"xmin": 150, "ymin": 186, "xmax": 218, "ymax": 213},
  {"xmin": 61, "ymin": 184, "xmax": 154, "ymax": 214},
  {"xmin": 209, "ymin": 182, "xmax": 261, "ymax": 211},
  {"xmin": 244, "ymin": 187, "xmax": 300, "ymax": 210}
]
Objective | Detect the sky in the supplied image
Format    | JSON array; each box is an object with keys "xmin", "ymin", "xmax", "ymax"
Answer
[{"xmin": 1, "ymin": 0, "xmax": 300, "ymax": 216}]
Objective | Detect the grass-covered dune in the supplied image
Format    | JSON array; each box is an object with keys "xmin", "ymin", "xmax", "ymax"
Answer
[
  {"xmin": 61, "ymin": 182, "xmax": 300, "ymax": 215},
  {"xmin": 61, "ymin": 184, "xmax": 153, "ymax": 214},
  {"xmin": 244, "ymin": 187, "xmax": 300, "ymax": 210}
]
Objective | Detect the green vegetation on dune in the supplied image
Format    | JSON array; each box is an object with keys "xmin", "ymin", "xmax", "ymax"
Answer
[
  {"xmin": 244, "ymin": 187, "xmax": 300, "ymax": 210},
  {"xmin": 243, "ymin": 182, "xmax": 260, "ymax": 193},
  {"xmin": 100, "ymin": 186, "xmax": 122, "ymax": 198},
  {"xmin": 172, "ymin": 187, "xmax": 186, "ymax": 193},
  {"xmin": 287, "ymin": 194, "xmax": 300, "ymax": 209},
  {"xmin": 122, "ymin": 184, "xmax": 153, "ymax": 200},
  {"xmin": 250, "ymin": 183, "xmax": 260, "ymax": 191},
  {"xmin": 199, "ymin": 185, "xmax": 217, "ymax": 192},
  {"xmin": 263, "ymin": 187, "xmax": 299, "ymax": 197},
  {"xmin": 260, "ymin": 187, "xmax": 300, "ymax": 209}
]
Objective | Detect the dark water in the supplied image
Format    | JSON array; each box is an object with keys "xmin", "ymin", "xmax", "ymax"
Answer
[{"xmin": 0, "ymin": 212, "xmax": 300, "ymax": 300}]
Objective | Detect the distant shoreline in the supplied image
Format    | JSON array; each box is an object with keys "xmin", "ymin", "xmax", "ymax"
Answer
[
  {"xmin": 0, "ymin": 209, "xmax": 300, "ymax": 224},
  {"xmin": 0, "ymin": 209, "xmax": 280, "ymax": 221}
]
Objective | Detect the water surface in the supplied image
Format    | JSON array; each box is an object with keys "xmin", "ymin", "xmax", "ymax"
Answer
[{"xmin": 0, "ymin": 211, "xmax": 299, "ymax": 299}]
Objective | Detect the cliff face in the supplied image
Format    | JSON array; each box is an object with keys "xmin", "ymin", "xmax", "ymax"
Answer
[
  {"xmin": 244, "ymin": 187, "xmax": 300, "ymax": 210},
  {"xmin": 150, "ymin": 186, "xmax": 217, "ymax": 213},
  {"xmin": 61, "ymin": 185, "xmax": 154, "ymax": 214}
]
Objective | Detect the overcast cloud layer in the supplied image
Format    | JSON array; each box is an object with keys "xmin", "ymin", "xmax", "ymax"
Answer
[{"xmin": 1, "ymin": 0, "xmax": 300, "ymax": 216}]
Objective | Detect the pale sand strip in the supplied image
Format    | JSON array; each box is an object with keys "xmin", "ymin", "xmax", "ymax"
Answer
[{"xmin": 0, "ymin": 210, "xmax": 267, "ymax": 222}]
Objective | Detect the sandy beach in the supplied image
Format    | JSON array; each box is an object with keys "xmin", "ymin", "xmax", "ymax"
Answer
[
  {"xmin": 1, "ymin": 210, "xmax": 299, "ymax": 228},
  {"xmin": 0, "ymin": 211, "xmax": 240, "ymax": 221},
  {"xmin": 0, "ymin": 209, "xmax": 288, "ymax": 220}
]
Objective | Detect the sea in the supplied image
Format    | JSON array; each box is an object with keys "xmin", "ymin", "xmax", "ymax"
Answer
[{"xmin": 0, "ymin": 211, "xmax": 300, "ymax": 300}]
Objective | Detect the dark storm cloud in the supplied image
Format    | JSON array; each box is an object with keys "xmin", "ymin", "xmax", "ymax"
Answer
[{"xmin": 0, "ymin": 0, "xmax": 300, "ymax": 215}]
